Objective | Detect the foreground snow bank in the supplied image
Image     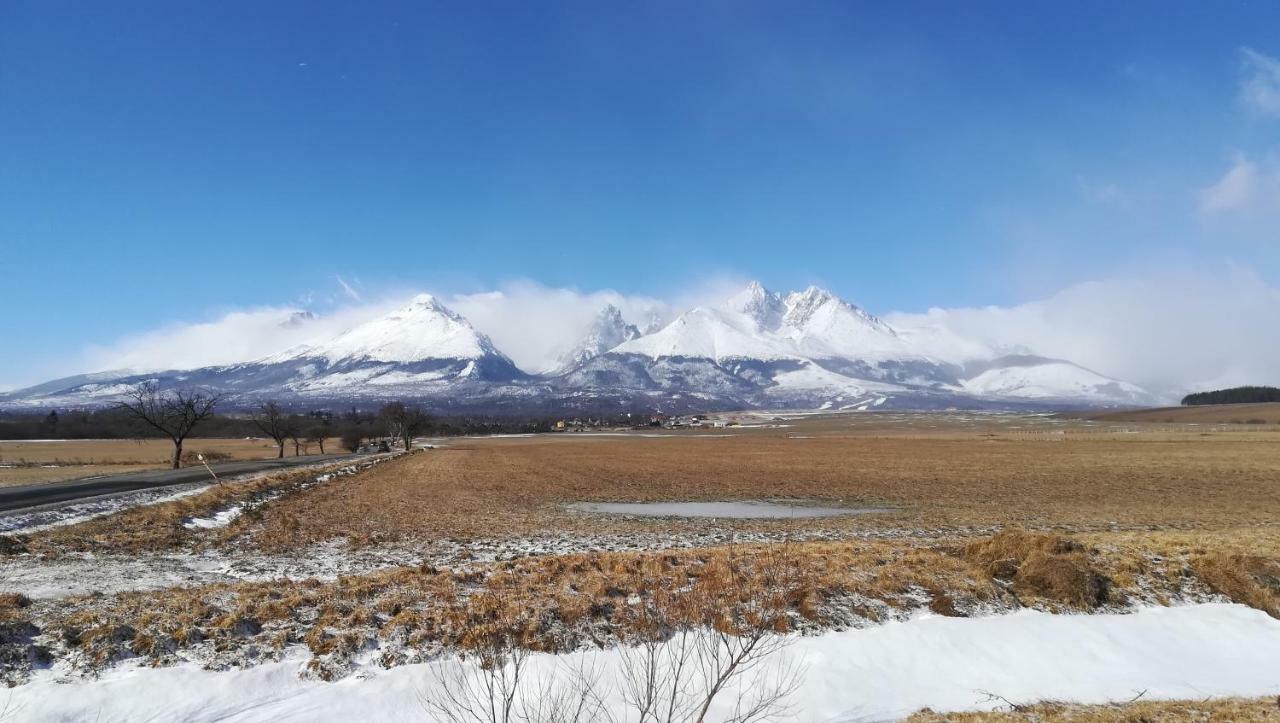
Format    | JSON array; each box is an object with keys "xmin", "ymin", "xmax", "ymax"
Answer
[{"xmin": 10, "ymin": 604, "xmax": 1280, "ymax": 722}]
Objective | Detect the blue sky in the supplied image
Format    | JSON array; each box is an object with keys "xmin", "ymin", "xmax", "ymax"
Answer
[{"xmin": 2, "ymin": 1, "xmax": 1279, "ymax": 388}]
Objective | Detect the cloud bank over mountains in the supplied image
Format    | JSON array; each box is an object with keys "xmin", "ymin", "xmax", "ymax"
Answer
[
  {"xmin": 886, "ymin": 268, "xmax": 1280, "ymax": 396},
  {"xmin": 69, "ymin": 270, "xmax": 1279, "ymax": 400}
]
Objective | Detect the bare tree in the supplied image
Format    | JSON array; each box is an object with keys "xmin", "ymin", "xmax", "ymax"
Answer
[
  {"xmin": 116, "ymin": 382, "xmax": 221, "ymax": 469},
  {"xmin": 613, "ymin": 543, "xmax": 805, "ymax": 723},
  {"xmin": 420, "ymin": 633, "xmax": 529, "ymax": 723},
  {"xmin": 420, "ymin": 621, "xmax": 608, "ymax": 723},
  {"xmin": 305, "ymin": 424, "xmax": 328, "ymax": 455},
  {"xmin": 380, "ymin": 402, "xmax": 428, "ymax": 452},
  {"xmin": 340, "ymin": 426, "xmax": 364, "ymax": 453},
  {"xmin": 285, "ymin": 419, "xmax": 302, "ymax": 452},
  {"xmin": 251, "ymin": 402, "xmax": 295, "ymax": 459}
]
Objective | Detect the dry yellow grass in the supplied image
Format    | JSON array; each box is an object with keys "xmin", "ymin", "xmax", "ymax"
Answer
[
  {"xmin": 0, "ymin": 463, "xmax": 160, "ymax": 487},
  {"xmin": 1081, "ymin": 402, "xmax": 1280, "ymax": 425},
  {"xmin": 16, "ymin": 527, "xmax": 1280, "ymax": 677},
  {"xmin": 12, "ymin": 460, "xmax": 359, "ymax": 555},
  {"xmin": 963, "ymin": 529, "xmax": 1108, "ymax": 608},
  {"xmin": 908, "ymin": 696, "xmax": 1280, "ymax": 721},
  {"xmin": 0, "ymin": 438, "xmax": 289, "ymax": 465},
  {"xmin": 239, "ymin": 416, "xmax": 1280, "ymax": 550},
  {"xmin": 2, "ymin": 536, "xmax": 1015, "ymax": 673},
  {"xmin": 1192, "ymin": 552, "xmax": 1280, "ymax": 618}
]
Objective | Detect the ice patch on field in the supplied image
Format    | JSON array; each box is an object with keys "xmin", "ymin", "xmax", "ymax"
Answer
[{"xmin": 7, "ymin": 604, "xmax": 1280, "ymax": 722}]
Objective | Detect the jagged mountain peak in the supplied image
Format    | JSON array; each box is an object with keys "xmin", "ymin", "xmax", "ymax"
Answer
[
  {"xmin": 399, "ymin": 293, "xmax": 462, "ymax": 319},
  {"xmin": 723, "ymin": 281, "xmax": 785, "ymax": 331},
  {"xmin": 782, "ymin": 286, "xmax": 839, "ymax": 326},
  {"xmin": 782, "ymin": 286, "xmax": 898, "ymax": 339},
  {"xmin": 554, "ymin": 303, "xmax": 643, "ymax": 372},
  {"xmin": 595, "ymin": 303, "xmax": 628, "ymax": 326}
]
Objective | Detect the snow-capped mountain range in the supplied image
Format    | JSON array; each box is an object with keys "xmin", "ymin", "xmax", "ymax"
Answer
[{"xmin": 0, "ymin": 283, "xmax": 1155, "ymax": 412}]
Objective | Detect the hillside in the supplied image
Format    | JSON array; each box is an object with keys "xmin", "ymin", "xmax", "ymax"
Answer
[{"xmin": 1080, "ymin": 402, "xmax": 1280, "ymax": 424}]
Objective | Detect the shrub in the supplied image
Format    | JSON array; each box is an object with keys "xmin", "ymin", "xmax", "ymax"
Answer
[
  {"xmin": 1193, "ymin": 553, "xmax": 1280, "ymax": 618},
  {"xmin": 963, "ymin": 529, "xmax": 1109, "ymax": 608}
]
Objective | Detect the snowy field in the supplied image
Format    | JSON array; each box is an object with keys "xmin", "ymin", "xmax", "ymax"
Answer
[{"xmin": 6, "ymin": 604, "xmax": 1280, "ymax": 722}]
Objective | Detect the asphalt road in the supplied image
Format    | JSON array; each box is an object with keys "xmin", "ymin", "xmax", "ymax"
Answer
[{"xmin": 0, "ymin": 454, "xmax": 361, "ymax": 513}]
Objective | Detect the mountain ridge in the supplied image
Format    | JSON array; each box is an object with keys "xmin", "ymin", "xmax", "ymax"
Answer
[{"xmin": 0, "ymin": 283, "xmax": 1157, "ymax": 412}]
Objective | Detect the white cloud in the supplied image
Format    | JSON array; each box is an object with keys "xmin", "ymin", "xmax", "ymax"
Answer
[
  {"xmin": 79, "ymin": 302, "xmax": 396, "ymax": 374},
  {"xmin": 1199, "ymin": 152, "xmax": 1280, "ymax": 217},
  {"xmin": 1076, "ymin": 177, "xmax": 1129, "ymax": 207},
  {"xmin": 1200, "ymin": 153, "xmax": 1261, "ymax": 213},
  {"xmin": 887, "ymin": 268, "xmax": 1280, "ymax": 398},
  {"xmin": 1240, "ymin": 47, "xmax": 1280, "ymax": 118},
  {"xmin": 446, "ymin": 277, "xmax": 748, "ymax": 372},
  {"xmin": 446, "ymin": 281, "xmax": 672, "ymax": 373}
]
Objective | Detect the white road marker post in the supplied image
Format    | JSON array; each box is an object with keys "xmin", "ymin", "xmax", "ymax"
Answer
[{"xmin": 197, "ymin": 453, "xmax": 223, "ymax": 485}]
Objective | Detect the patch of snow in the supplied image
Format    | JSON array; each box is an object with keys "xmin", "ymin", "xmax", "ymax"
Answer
[
  {"xmin": 182, "ymin": 503, "xmax": 245, "ymax": 530},
  {"xmin": 768, "ymin": 362, "xmax": 901, "ymax": 395}
]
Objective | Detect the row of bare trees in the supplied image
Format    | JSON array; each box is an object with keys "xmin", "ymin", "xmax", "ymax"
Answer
[
  {"xmin": 249, "ymin": 402, "xmax": 331, "ymax": 458},
  {"xmin": 114, "ymin": 383, "xmax": 432, "ymax": 468}
]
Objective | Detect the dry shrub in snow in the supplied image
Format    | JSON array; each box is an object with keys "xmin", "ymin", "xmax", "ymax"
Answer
[
  {"xmin": 963, "ymin": 529, "xmax": 1109, "ymax": 608},
  {"xmin": 0, "ymin": 593, "xmax": 44, "ymax": 687},
  {"xmin": 1193, "ymin": 553, "xmax": 1280, "ymax": 618}
]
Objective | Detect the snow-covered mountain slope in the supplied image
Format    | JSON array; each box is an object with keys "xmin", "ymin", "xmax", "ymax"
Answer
[
  {"xmin": 779, "ymin": 286, "xmax": 917, "ymax": 361},
  {"xmin": 565, "ymin": 282, "xmax": 1153, "ymax": 408},
  {"xmin": 0, "ymin": 296, "xmax": 528, "ymax": 410},
  {"xmin": 266, "ymin": 294, "xmax": 503, "ymax": 365},
  {"xmin": 603, "ymin": 282, "xmax": 958, "ymax": 392},
  {"xmin": 0, "ymin": 370, "xmax": 159, "ymax": 409},
  {"xmin": 961, "ymin": 356, "xmax": 1152, "ymax": 404},
  {"xmin": 553, "ymin": 305, "xmax": 642, "ymax": 372}
]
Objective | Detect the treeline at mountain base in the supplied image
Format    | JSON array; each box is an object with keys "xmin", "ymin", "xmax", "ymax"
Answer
[
  {"xmin": 0, "ymin": 408, "xmax": 640, "ymax": 443},
  {"xmin": 1181, "ymin": 386, "xmax": 1280, "ymax": 406}
]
